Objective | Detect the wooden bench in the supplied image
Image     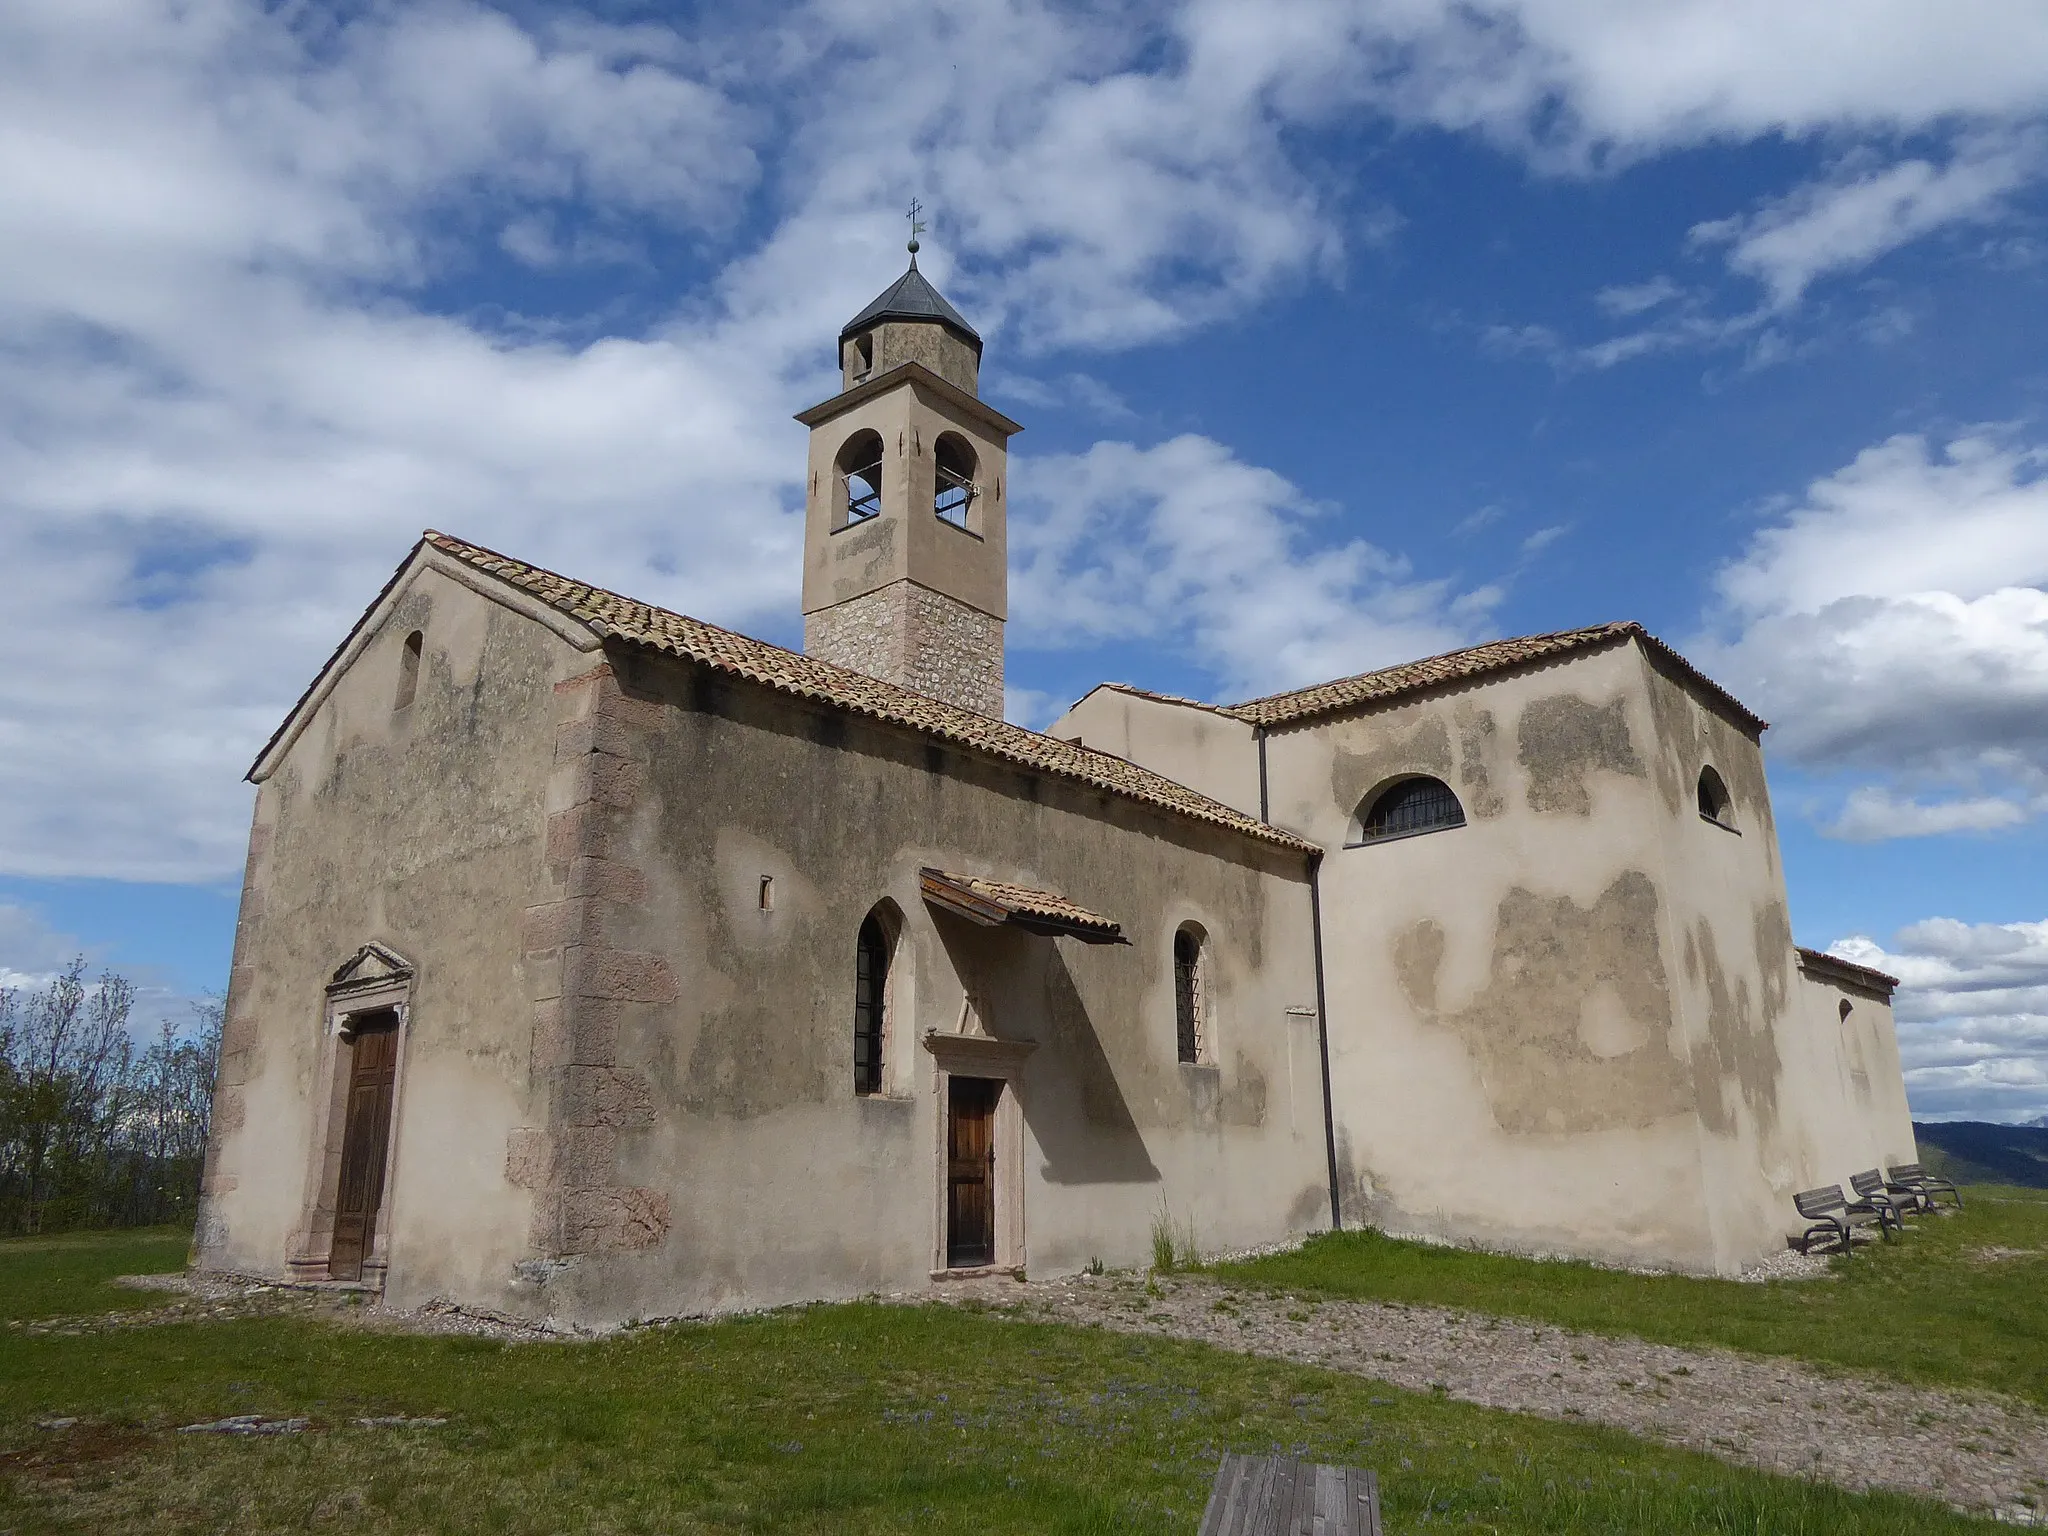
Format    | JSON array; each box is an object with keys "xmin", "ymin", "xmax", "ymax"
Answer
[
  {"xmin": 1887, "ymin": 1161, "xmax": 1964, "ymax": 1210},
  {"xmin": 1793, "ymin": 1185, "xmax": 1890, "ymax": 1252},
  {"xmin": 1200, "ymin": 1453, "xmax": 1382, "ymax": 1535}
]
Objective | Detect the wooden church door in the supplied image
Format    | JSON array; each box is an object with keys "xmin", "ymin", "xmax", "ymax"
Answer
[
  {"xmin": 946, "ymin": 1077, "xmax": 999, "ymax": 1268},
  {"xmin": 329, "ymin": 1012, "xmax": 399, "ymax": 1281}
]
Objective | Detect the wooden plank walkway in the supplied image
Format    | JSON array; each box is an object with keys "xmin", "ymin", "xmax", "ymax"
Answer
[{"xmin": 1198, "ymin": 1453, "xmax": 1382, "ymax": 1535}]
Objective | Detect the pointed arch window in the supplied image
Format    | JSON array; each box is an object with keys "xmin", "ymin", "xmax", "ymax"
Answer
[
  {"xmin": 1350, "ymin": 776, "xmax": 1465, "ymax": 845},
  {"xmin": 836, "ymin": 430, "xmax": 884, "ymax": 526},
  {"xmin": 934, "ymin": 433, "xmax": 977, "ymax": 529},
  {"xmin": 853, "ymin": 906, "xmax": 896, "ymax": 1095}
]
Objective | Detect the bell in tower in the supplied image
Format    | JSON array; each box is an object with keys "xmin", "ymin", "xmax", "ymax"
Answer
[{"xmin": 797, "ymin": 228, "xmax": 1020, "ymax": 716}]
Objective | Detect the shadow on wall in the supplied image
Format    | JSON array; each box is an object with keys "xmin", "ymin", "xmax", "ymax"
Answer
[
  {"xmin": 929, "ymin": 909, "xmax": 1158, "ymax": 1186},
  {"xmin": 1036, "ymin": 950, "xmax": 1159, "ymax": 1185}
]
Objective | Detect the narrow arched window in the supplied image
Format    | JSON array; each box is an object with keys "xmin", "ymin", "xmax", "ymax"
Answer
[
  {"xmin": 852, "ymin": 331, "xmax": 874, "ymax": 382},
  {"xmin": 393, "ymin": 630, "xmax": 422, "ymax": 712},
  {"xmin": 1173, "ymin": 926, "xmax": 1205, "ymax": 1064},
  {"xmin": 1351, "ymin": 776, "xmax": 1464, "ymax": 845},
  {"xmin": 837, "ymin": 430, "xmax": 884, "ymax": 526},
  {"xmin": 853, "ymin": 910, "xmax": 891, "ymax": 1095},
  {"xmin": 1697, "ymin": 766, "xmax": 1734, "ymax": 828},
  {"xmin": 934, "ymin": 433, "xmax": 976, "ymax": 529}
]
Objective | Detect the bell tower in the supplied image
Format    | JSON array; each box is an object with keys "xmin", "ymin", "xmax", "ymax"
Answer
[{"xmin": 798, "ymin": 233, "xmax": 1020, "ymax": 716}]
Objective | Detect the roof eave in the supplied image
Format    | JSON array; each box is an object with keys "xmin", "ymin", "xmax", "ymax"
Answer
[
  {"xmin": 245, "ymin": 537, "xmax": 605, "ymax": 784},
  {"xmin": 793, "ymin": 360, "xmax": 1022, "ymax": 437}
]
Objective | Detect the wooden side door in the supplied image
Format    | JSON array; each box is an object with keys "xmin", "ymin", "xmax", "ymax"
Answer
[
  {"xmin": 946, "ymin": 1076, "xmax": 999, "ymax": 1268},
  {"xmin": 328, "ymin": 1013, "xmax": 399, "ymax": 1281}
]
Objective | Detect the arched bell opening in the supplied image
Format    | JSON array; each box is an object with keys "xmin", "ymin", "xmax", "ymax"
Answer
[
  {"xmin": 933, "ymin": 433, "xmax": 977, "ymax": 530},
  {"xmin": 836, "ymin": 429, "xmax": 885, "ymax": 527}
]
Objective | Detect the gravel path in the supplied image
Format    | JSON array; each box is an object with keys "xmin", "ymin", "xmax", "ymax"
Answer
[{"xmin": 929, "ymin": 1271, "xmax": 2048, "ymax": 1525}]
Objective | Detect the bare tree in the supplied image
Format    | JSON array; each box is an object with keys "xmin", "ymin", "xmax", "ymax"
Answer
[{"xmin": 0, "ymin": 960, "xmax": 218, "ymax": 1233}]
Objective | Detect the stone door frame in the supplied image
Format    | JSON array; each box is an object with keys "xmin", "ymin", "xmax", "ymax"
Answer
[
  {"xmin": 921, "ymin": 1029, "xmax": 1034, "ymax": 1279},
  {"xmin": 289, "ymin": 944, "xmax": 417, "ymax": 1288}
]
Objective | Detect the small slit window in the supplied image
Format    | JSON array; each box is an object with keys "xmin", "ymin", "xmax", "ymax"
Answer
[
  {"xmin": 1351, "ymin": 776, "xmax": 1465, "ymax": 845},
  {"xmin": 853, "ymin": 907, "xmax": 894, "ymax": 1095},
  {"xmin": 393, "ymin": 630, "xmax": 422, "ymax": 712},
  {"xmin": 852, "ymin": 331, "xmax": 873, "ymax": 382},
  {"xmin": 836, "ymin": 430, "xmax": 884, "ymax": 526},
  {"xmin": 934, "ymin": 433, "xmax": 976, "ymax": 529},
  {"xmin": 1697, "ymin": 766, "xmax": 1734, "ymax": 829},
  {"xmin": 1173, "ymin": 926, "xmax": 1206, "ymax": 1064}
]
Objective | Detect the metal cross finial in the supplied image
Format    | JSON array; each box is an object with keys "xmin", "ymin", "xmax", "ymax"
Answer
[{"xmin": 907, "ymin": 198, "xmax": 926, "ymax": 259}]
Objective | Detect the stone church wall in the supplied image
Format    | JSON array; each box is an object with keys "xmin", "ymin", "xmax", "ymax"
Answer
[
  {"xmin": 195, "ymin": 565, "xmax": 587, "ymax": 1309},
  {"xmin": 519, "ymin": 642, "xmax": 1328, "ymax": 1325},
  {"xmin": 1256, "ymin": 638, "xmax": 1848, "ymax": 1275},
  {"xmin": 804, "ymin": 578, "xmax": 1004, "ymax": 716}
]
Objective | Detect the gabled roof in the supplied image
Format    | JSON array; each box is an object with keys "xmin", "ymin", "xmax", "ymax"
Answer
[
  {"xmin": 840, "ymin": 260, "xmax": 981, "ymax": 353},
  {"xmin": 920, "ymin": 869, "xmax": 1126, "ymax": 944},
  {"xmin": 257, "ymin": 531, "xmax": 1316, "ymax": 858},
  {"xmin": 1086, "ymin": 681, "xmax": 1243, "ymax": 717},
  {"xmin": 1220, "ymin": 622, "xmax": 1765, "ymax": 733}
]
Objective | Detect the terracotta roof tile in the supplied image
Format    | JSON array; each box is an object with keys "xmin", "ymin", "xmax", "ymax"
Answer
[
  {"xmin": 423, "ymin": 532, "xmax": 1315, "ymax": 856},
  {"xmin": 920, "ymin": 869, "xmax": 1125, "ymax": 943},
  {"xmin": 1796, "ymin": 946, "xmax": 1900, "ymax": 996},
  {"xmin": 1220, "ymin": 622, "xmax": 1765, "ymax": 732},
  {"xmin": 1088, "ymin": 682, "xmax": 1241, "ymax": 716}
]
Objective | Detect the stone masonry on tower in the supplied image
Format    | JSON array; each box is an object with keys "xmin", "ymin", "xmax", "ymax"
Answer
[
  {"xmin": 798, "ymin": 253, "xmax": 1016, "ymax": 716},
  {"xmin": 193, "ymin": 243, "xmax": 1915, "ymax": 1329}
]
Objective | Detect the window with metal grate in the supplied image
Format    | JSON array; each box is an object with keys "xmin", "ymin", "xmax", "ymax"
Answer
[
  {"xmin": 1174, "ymin": 927, "xmax": 1205, "ymax": 1064},
  {"xmin": 1352, "ymin": 776, "xmax": 1465, "ymax": 844},
  {"xmin": 853, "ymin": 912, "xmax": 890, "ymax": 1095}
]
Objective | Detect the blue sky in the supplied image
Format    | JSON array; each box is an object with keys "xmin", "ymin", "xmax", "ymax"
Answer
[{"xmin": 2, "ymin": 0, "xmax": 2045, "ymax": 1120}]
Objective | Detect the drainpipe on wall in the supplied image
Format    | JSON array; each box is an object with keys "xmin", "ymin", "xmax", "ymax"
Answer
[
  {"xmin": 1308, "ymin": 851, "xmax": 1342, "ymax": 1232},
  {"xmin": 1261, "ymin": 724, "xmax": 1342, "ymax": 1233}
]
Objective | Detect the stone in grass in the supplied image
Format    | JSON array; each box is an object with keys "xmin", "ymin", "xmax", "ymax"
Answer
[
  {"xmin": 179, "ymin": 1415, "xmax": 310, "ymax": 1435},
  {"xmin": 37, "ymin": 1417, "xmax": 78, "ymax": 1431},
  {"xmin": 354, "ymin": 1416, "xmax": 449, "ymax": 1429}
]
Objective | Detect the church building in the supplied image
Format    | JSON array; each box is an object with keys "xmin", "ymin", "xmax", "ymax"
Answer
[{"xmin": 194, "ymin": 250, "xmax": 1914, "ymax": 1326}]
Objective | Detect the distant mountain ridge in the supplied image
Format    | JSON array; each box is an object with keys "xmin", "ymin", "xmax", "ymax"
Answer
[{"xmin": 1913, "ymin": 1121, "xmax": 2048, "ymax": 1190}]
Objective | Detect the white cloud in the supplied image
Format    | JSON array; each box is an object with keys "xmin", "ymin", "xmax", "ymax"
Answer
[
  {"xmin": 1831, "ymin": 920, "xmax": 2048, "ymax": 1122},
  {"xmin": 6, "ymin": 0, "xmax": 2048, "ymax": 886},
  {"xmin": 1691, "ymin": 137, "xmax": 2040, "ymax": 308},
  {"xmin": 1010, "ymin": 435, "xmax": 1487, "ymax": 700},
  {"xmin": 1595, "ymin": 277, "xmax": 1681, "ymax": 316},
  {"xmin": 1327, "ymin": 0, "xmax": 2048, "ymax": 163},
  {"xmin": 1700, "ymin": 433, "xmax": 2048, "ymax": 829},
  {"xmin": 1825, "ymin": 787, "xmax": 2036, "ymax": 842},
  {"xmin": 0, "ymin": 902, "xmax": 84, "ymax": 992}
]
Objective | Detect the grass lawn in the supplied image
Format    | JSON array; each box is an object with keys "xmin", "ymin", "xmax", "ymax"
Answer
[
  {"xmin": 0, "ymin": 1230, "xmax": 2013, "ymax": 1533},
  {"xmin": 0, "ymin": 1228, "xmax": 190, "ymax": 1320},
  {"xmin": 1216, "ymin": 1188, "xmax": 2048, "ymax": 1409}
]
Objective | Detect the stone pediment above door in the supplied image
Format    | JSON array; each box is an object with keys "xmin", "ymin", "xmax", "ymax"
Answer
[{"xmin": 327, "ymin": 943, "xmax": 416, "ymax": 1004}]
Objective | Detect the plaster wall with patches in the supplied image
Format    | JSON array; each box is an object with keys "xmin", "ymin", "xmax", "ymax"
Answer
[
  {"xmin": 195, "ymin": 563, "xmax": 588, "ymax": 1311},
  {"xmin": 533, "ymin": 644, "xmax": 1328, "ymax": 1324},
  {"xmin": 1273, "ymin": 639, "xmax": 1729, "ymax": 1269},
  {"xmin": 197, "ymin": 551, "xmax": 1328, "ymax": 1328},
  {"xmin": 1060, "ymin": 634, "xmax": 1916, "ymax": 1276}
]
